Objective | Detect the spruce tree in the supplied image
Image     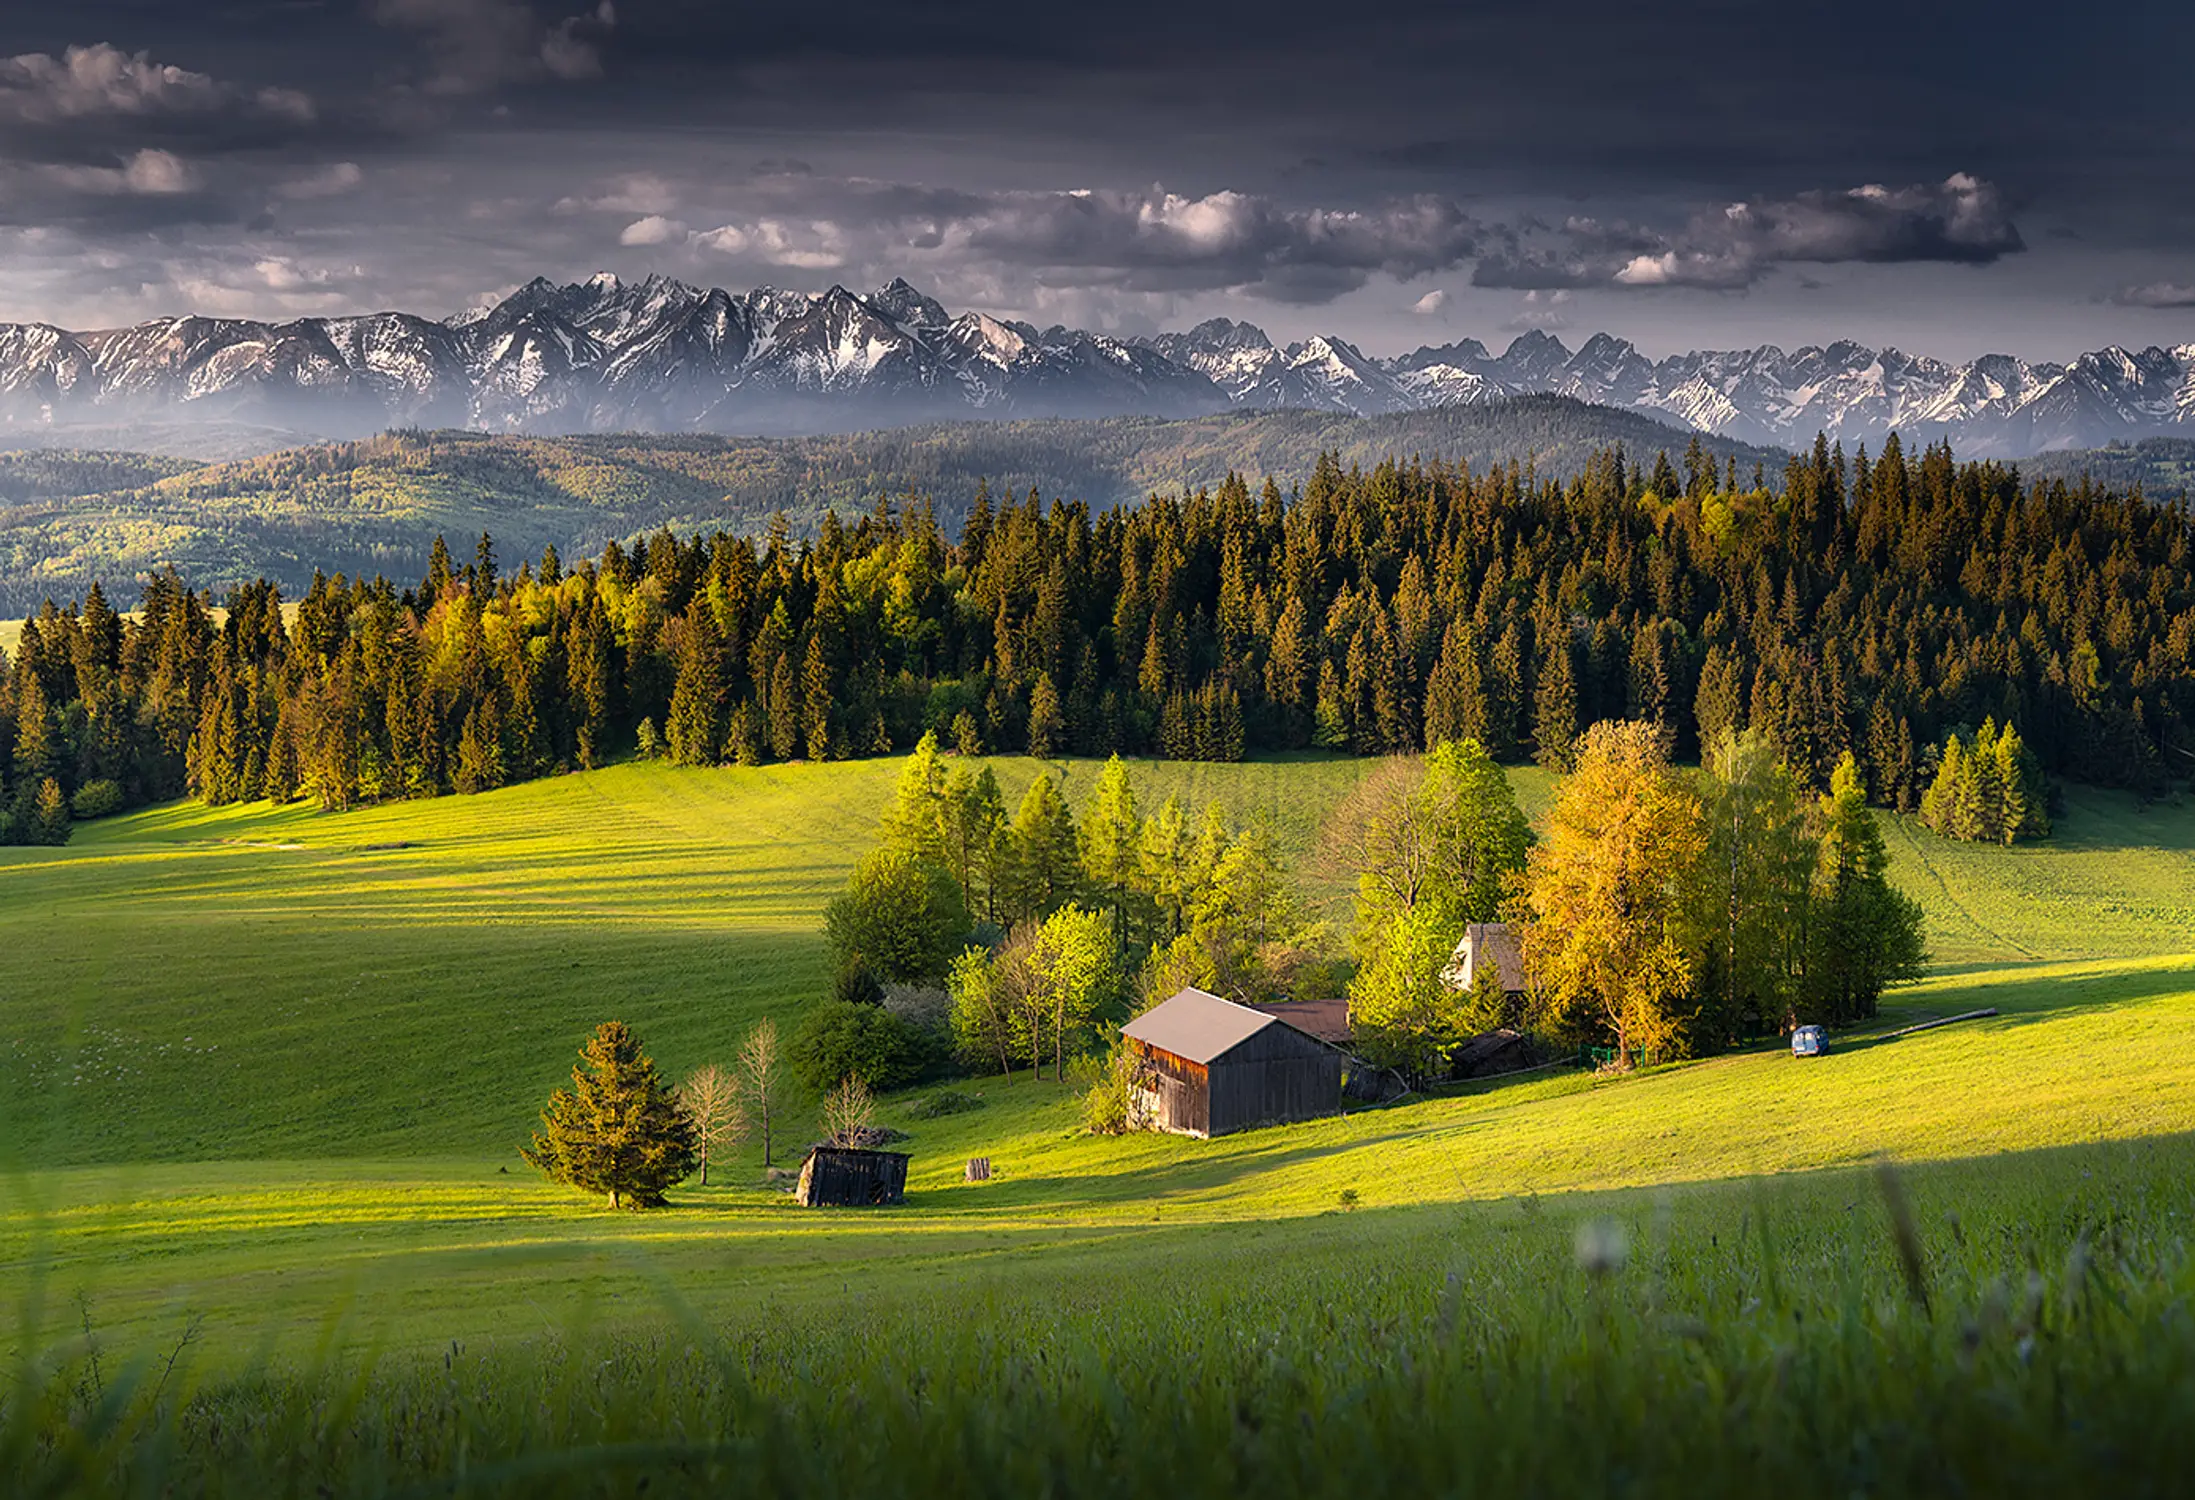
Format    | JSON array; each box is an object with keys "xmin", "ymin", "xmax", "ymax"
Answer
[
  {"xmin": 523, "ymin": 1021, "xmax": 697, "ymax": 1208},
  {"xmin": 768, "ymin": 655, "xmax": 800, "ymax": 760},
  {"xmin": 1027, "ymin": 672, "xmax": 1064, "ymax": 758},
  {"xmin": 32, "ymin": 777, "xmax": 71, "ymax": 846},
  {"xmin": 666, "ymin": 610, "xmax": 725, "ymax": 766},
  {"xmin": 1534, "ymin": 630, "xmax": 1579, "ymax": 770}
]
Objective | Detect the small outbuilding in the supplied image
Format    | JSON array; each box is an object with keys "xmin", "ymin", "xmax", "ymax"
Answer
[
  {"xmin": 1121, "ymin": 987, "xmax": 1343, "ymax": 1138},
  {"xmin": 795, "ymin": 1146, "xmax": 910, "ymax": 1206}
]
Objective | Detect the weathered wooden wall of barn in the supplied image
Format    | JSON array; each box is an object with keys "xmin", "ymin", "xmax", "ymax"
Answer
[
  {"xmin": 1207, "ymin": 1026, "xmax": 1342, "ymax": 1136},
  {"xmin": 1128, "ymin": 1038, "xmax": 1210, "ymax": 1136}
]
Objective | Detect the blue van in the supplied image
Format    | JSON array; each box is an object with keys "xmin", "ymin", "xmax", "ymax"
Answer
[{"xmin": 1791, "ymin": 1025, "xmax": 1827, "ymax": 1058}]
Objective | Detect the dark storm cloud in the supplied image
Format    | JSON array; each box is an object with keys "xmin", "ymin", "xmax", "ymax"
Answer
[
  {"xmin": 370, "ymin": 0, "xmax": 619, "ymax": 95},
  {"xmin": 663, "ymin": 182, "xmax": 1480, "ymax": 302},
  {"xmin": 1474, "ymin": 176, "xmax": 2026, "ymax": 292},
  {"xmin": 0, "ymin": 0, "xmax": 2185, "ymax": 352}
]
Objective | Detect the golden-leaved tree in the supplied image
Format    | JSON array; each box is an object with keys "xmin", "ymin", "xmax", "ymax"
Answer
[{"xmin": 1518, "ymin": 720, "xmax": 1707, "ymax": 1064}]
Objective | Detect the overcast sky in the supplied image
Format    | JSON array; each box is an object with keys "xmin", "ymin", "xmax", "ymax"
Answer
[{"xmin": 0, "ymin": 0, "xmax": 2187, "ymax": 361}]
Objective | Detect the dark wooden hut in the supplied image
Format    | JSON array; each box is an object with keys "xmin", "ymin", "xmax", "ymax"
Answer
[
  {"xmin": 1121, "ymin": 987, "xmax": 1343, "ymax": 1138},
  {"xmin": 795, "ymin": 1146, "xmax": 911, "ymax": 1206}
]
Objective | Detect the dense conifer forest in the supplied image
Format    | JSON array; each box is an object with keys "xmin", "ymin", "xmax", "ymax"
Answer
[{"xmin": 2, "ymin": 433, "xmax": 2189, "ymax": 840}]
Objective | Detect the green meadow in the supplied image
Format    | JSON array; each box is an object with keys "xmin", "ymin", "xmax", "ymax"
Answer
[{"xmin": 4, "ymin": 757, "xmax": 2195, "ymax": 1493}]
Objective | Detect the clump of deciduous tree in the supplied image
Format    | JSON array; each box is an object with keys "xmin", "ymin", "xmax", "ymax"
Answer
[
  {"xmin": 522, "ymin": 1021, "xmax": 697, "ymax": 1208},
  {"xmin": 1520, "ymin": 721, "xmax": 1709, "ymax": 1065},
  {"xmin": 1511, "ymin": 723, "xmax": 1925, "ymax": 1065},
  {"xmin": 1335, "ymin": 739, "xmax": 1532, "ymax": 1080}
]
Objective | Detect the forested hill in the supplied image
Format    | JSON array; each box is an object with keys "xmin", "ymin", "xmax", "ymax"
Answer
[
  {"xmin": 4, "ymin": 432, "xmax": 2189, "ymax": 844},
  {"xmin": 0, "ymin": 398, "xmax": 1782, "ymax": 613}
]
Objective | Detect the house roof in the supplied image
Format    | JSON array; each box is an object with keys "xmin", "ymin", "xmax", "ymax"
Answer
[
  {"xmin": 1123, "ymin": 987, "xmax": 1292, "ymax": 1065},
  {"xmin": 1245, "ymin": 993, "xmax": 1352, "ymax": 1045}
]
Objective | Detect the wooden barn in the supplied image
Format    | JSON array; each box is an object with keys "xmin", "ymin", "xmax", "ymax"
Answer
[
  {"xmin": 1121, "ymin": 987, "xmax": 1343, "ymax": 1138},
  {"xmin": 795, "ymin": 1146, "xmax": 910, "ymax": 1206}
]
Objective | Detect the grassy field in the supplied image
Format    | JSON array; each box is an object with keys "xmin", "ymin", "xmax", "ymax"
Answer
[{"xmin": 4, "ymin": 756, "xmax": 2195, "ymax": 1492}]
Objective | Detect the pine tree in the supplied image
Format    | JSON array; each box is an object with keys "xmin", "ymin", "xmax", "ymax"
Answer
[
  {"xmin": 522, "ymin": 1021, "xmax": 697, "ymax": 1208},
  {"xmin": 1533, "ymin": 628, "xmax": 1580, "ymax": 769},
  {"xmin": 1027, "ymin": 672, "xmax": 1064, "ymax": 758},
  {"xmin": 880, "ymin": 731, "xmax": 949, "ymax": 860},
  {"xmin": 32, "ymin": 776, "xmax": 71, "ymax": 846},
  {"xmin": 1805, "ymin": 753, "xmax": 1927, "ymax": 1023},
  {"xmin": 801, "ymin": 631, "xmax": 835, "ymax": 762},
  {"xmin": 766, "ymin": 655, "xmax": 799, "ymax": 760},
  {"xmin": 666, "ymin": 610, "xmax": 725, "ymax": 766}
]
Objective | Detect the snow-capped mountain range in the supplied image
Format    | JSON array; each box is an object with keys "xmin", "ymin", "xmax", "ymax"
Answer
[{"xmin": 0, "ymin": 273, "xmax": 2190, "ymax": 456}]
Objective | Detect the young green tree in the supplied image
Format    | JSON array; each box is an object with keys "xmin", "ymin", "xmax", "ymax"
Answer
[
  {"xmin": 1519, "ymin": 720, "xmax": 1707, "ymax": 1064},
  {"xmin": 522, "ymin": 1021, "xmax": 697, "ymax": 1208},
  {"xmin": 1685, "ymin": 729, "xmax": 1814, "ymax": 1046},
  {"xmin": 823, "ymin": 848, "xmax": 971, "ymax": 985},
  {"xmin": 1325, "ymin": 739, "xmax": 1529, "ymax": 963},
  {"xmin": 948, "ymin": 943, "xmax": 1016, "ymax": 1076},
  {"xmin": 941, "ymin": 764, "xmax": 1006, "ymax": 917},
  {"xmin": 1080, "ymin": 754, "xmax": 1147, "ymax": 944},
  {"xmin": 879, "ymin": 731, "xmax": 950, "ymax": 861},
  {"xmin": 1139, "ymin": 793, "xmax": 1193, "ymax": 939},
  {"xmin": 1804, "ymin": 752, "xmax": 1928, "ymax": 1025},
  {"xmin": 1348, "ymin": 902, "xmax": 1473, "ymax": 1082},
  {"xmin": 999, "ymin": 772, "xmax": 1082, "ymax": 925}
]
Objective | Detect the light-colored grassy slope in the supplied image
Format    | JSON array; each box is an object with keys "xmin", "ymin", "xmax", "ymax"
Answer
[
  {"xmin": 10, "ymin": 947, "xmax": 2193, "ymax": 1362},
  {"xmin": 4, "ymin": 755, "xmax": 2193, "ymax": 1368},
  {"xmin": 0, "ymin": 754, "xmax": 1381, "ymax": 1162},
  {"xmin": 1881, "ymin": 785, "xmax": 2195, "ymax": 964}
]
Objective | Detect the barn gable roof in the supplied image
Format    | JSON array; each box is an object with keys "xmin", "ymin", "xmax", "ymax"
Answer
[{"xmin": 1122, "ymin": 987, "xmax": 1292, "ymax": 1065}]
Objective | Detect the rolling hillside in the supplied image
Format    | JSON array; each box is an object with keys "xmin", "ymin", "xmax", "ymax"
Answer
[
  {"xmin": 2, "ymin": 754, "xmax": 2192, "ymax": 1498},
  {"xmin": 0, "ymin": 400, "xmax": 1778, "ymax": 611}
]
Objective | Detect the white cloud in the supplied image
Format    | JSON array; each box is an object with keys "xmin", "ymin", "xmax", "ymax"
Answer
[
  {"xmin": 45, "ymin": 148, "xmax": 198, "ymax": 196},
  {"xmin": 1411, "ymin": 287, "xmax": 1449, "ymax": 315},
  {"xmin": 0, "ymin": 43, "xmax": 313, "ymax": 126},
  {"xmin": 618, "ymin": 213, "xmax": 684, "ymax": 246}
]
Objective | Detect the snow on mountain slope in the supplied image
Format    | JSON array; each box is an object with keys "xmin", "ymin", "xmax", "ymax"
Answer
[{"xmin": 0, "ymin": 272, "xmax": 2188, "ymax": 454}]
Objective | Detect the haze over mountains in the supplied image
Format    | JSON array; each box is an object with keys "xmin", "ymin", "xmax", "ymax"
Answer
[{"xmin": 0, "ymin": 273, "xmax": 2191, "ymax": 458}]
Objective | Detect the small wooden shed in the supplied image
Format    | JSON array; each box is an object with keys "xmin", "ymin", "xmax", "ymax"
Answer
[
  {"xmin": 1121, "ymin": 987, "xmax": 1343, "ymax": 1138},
  {"xmin": 795, "ymin": 1146, "xmax": 910, "ymax": 1206}
]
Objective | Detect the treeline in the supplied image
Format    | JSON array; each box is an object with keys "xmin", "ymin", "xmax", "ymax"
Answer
[{"xmin": 2, "ymin": 432, "xmax": 2191, "ymax": 839}]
